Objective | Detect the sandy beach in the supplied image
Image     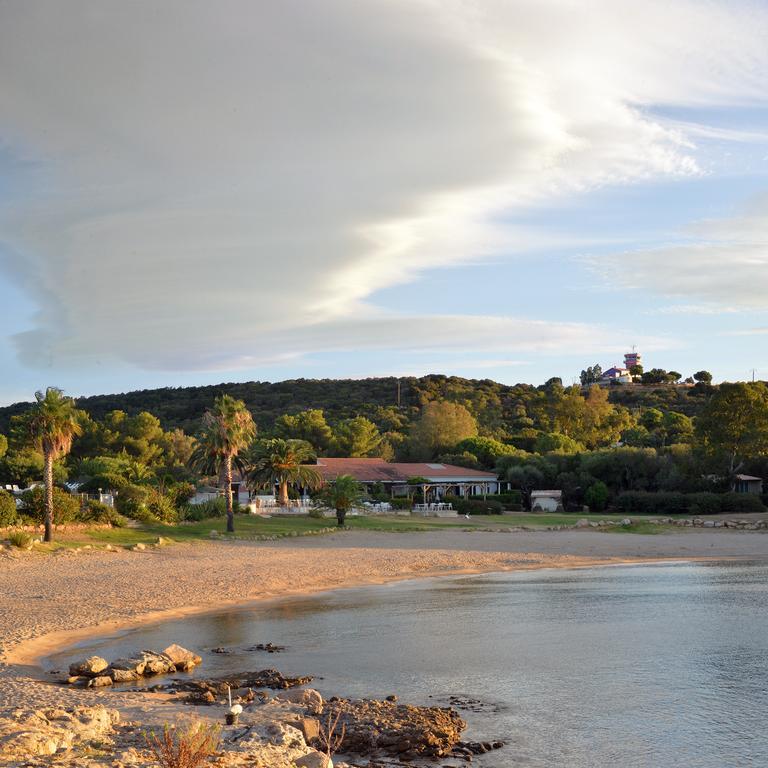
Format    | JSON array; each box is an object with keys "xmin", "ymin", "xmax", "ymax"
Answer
[{"xmin": 2, "ymin": 527, "xmax": 767, "ymax": 719}]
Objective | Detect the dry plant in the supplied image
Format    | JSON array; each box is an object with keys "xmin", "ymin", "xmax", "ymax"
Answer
[
  {"xmin": 317, "ymin": 709, "xmax": 346, "ymax": 758},
  {"xmin": 145, "ymin": 722, "xmax": 221, "ymax": 768}
]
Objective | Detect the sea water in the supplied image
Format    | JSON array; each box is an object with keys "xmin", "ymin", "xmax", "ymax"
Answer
[{"xmin": 45, "ymin": 562, "xmax": 768, "ymax": 767}]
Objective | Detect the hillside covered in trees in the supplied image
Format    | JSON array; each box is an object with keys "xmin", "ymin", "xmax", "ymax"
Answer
[{"xmin": 2, "ymin": 375, "xmax": 767, "ymax": 522}]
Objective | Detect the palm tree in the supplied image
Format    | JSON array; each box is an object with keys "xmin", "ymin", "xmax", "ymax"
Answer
[
  {"xmin": 246, "ymin": 438, "xmax": 321, "ymax": 507},
  {"xmin": 24, "ymin": 388, "xmax": 83, "ymax": 542},
  {"xmin": 316, "ymin": 474, "xmax": 364, "ymax": 526},
  {"xmin": 190, "ymin": 395, "xmax": 256, "ymax": 533}
]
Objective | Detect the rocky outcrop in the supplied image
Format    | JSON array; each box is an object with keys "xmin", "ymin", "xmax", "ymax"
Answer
[
  {"xmin": 275, "ymin": 687, "xmax": 324, "ymax": 714},
  {"xmin": 66, "ymin": 644, "xmax": 202, "ymax": 686},
  {"xmin": 0, "ymin": 705, "xmax": 119, "ymax": 759},
  {"xmin": 320, "ymin": 698, "xmax": 466, "ymax": 759},
  {"xmin": 157, "ymin": 669, "xmax": 314, "ymax": 704}
]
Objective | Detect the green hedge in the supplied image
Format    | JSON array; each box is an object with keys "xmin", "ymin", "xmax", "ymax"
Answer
[
  {"xmin": 445, "ymin": 495, "xmax": 504, "ymax": 515},
  {"xmin": 389, "ymin": 498, "xmax": 412, "ymax": 510},
  {"xmin": 468, "ymin": 491, "xmax": 522, "ymax": 507},
  {"xmin": 616, "ymin": 491, "xmax": 765, "ymax": 516}
]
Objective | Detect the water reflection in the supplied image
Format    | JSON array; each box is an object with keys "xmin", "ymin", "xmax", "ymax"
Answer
[{"xmin": 45, "ymin": 562, "xmax": 768, "ymax": 767}]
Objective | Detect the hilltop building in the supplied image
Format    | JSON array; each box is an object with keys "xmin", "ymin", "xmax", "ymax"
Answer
[{"xmin": 624, "ymin": 348, "xmax": 642, "ymax": 370}]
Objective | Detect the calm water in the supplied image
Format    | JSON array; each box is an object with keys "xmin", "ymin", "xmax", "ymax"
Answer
[{"xmin": 46, "ymin": 562, "xmax": 768, "ymax": 767}]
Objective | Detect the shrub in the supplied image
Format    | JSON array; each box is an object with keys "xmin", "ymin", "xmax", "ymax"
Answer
[
  {"xmin": 181, "ymin": 497, "xmax": 227, "ymax": 522},
  {"xmin": 7, "ymin": 530, "xmax": 33, "ymax": 549},
  {"xmin": 615, "ymin": 491, "xmax": 688, "ymax": 515},
  {"xmin": 146, "ymin": 490, "xmax": 179, "ymax": 524},
  {"xmin": 615, "ymin": 490, "xmax": 764, "ymax": 516},
  {"xmin": 145, "ymin": 722, "xmax": 221, "ymax": 768},
  {"xmin": 446, "ymin": 495, "xmax": 504, "ymax": 515},
  {"xmin": 469, "ymin": 491, "xmax": 522, "ymax": 507},
  {"xmin": 308, "ymin": 506, "xmax": 326, "ymax": 519},
  {"xmin": 82, "ymin": 500, "xmax": 127, "ymax": 526},
  {"xmin": 389, "ymin": 498, "xmax": 412, "ymax": 510},
  {"xmin": 687, "ymin": 492, "xmax": 722, "ymax": 516},
  {"xmin": 20, "ymin": 487, "xmax": 81, "ymax": 524},
  {"xmin": 77, "ymin": 473, "xmax": 130, "ymax": 493},
  {"xmin": 585, "ymin": 481, "xmax": 609, "ymax": 513},
  {"xmin": 0, "ymin": 490, "xmax": 18, "ymax": 527},
  {"xmin": 721, "ymin": 492, "xmax": 765, "ymax": 514}
]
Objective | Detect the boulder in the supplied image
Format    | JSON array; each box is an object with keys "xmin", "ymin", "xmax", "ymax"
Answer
[
  {"xmin": 87, "ymin": 675, "xmax": 113, "ymax": 688},
  {"xmin": 295, "ymin": 752, "xmax": 333, "ymax": 768},
  {"xmin": 297, "ymin": 717, "xmax": 320, "ymax": 743},
  {"xmin": 109, "ymin": 657, "xmax": 148, "ymax": 676},
  {"xmin": 254, "ymin": 722, "xmax": 306, "ymax": 749},
  {"xmin": 162, "ymin": 643, "xmax": 202, "ymax": 671},
  {"xmin": 68, "ymin": 656, "xmax": 108, "ymax": 678},
  {"xmin": 275, "ymin": 687, "xmax": 324, "ymax": 714},
  {"xmin": 109, "ymin": 668, "xmax": 139, "ymax": 683},
  {"xmin": 140, "ymin": 651, "xmax": 176, "ymax": 676}
]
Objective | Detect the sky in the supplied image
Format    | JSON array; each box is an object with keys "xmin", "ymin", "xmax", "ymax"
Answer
[{"xmin": 1, "ymin": 0, "xmax": 768, "ymax": 406}]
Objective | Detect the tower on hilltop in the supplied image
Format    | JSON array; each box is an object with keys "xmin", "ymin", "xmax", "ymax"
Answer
[{"xmin": 624, "ymin": 346, "xmax": 642, "ymax": 370}]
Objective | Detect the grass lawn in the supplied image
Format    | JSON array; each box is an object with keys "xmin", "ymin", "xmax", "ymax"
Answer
[{"xmin": 30, "ymin": 510, "xmax": 681, "ymax": 550}]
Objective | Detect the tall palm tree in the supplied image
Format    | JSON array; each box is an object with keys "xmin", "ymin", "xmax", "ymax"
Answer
[
  {"xmin": 25, "ymin": 388, "xmax": 83, "ymax": 542},
  {"xmin": 316, "ymin": 474, "xmax": 364, "ymax": 527},
  {"xmin": 246, "ymin": 438, "xmax": 321, "ymax": 507},
  {"xmin": 190, "ymin": 395, "xmax": 256, "ymax": 533}
]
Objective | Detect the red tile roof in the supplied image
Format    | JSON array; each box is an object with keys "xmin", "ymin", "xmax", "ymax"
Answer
[{"xmin": 313, "ymin": 458, "xmax": 496, "ymax": 482}]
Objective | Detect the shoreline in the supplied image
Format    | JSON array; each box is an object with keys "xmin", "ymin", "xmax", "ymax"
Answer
[
  {"xmin": 2, "ymin": 528, "xmax": 767, "ymax": 717},
  {"xmin": 10, "ymin": 554, "xmax": 665, "ymax": 670}
]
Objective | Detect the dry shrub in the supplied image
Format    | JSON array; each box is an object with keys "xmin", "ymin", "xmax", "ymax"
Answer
[
  {"xmin": 317, "ymin": 709, "xmax": 346, "ymax": 758},
  {"xmin": 145, "ymin": 722, "xmax": 221, "ymax": 768}
]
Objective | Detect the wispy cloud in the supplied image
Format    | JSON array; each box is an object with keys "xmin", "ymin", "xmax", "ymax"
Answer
[
  {"xmin": 0, "ymin": 1, "xmax": 766, "ymax": 372},
  {"xmin": 589, "ymin": 196, "xmax": 768, "ymax": 311}
]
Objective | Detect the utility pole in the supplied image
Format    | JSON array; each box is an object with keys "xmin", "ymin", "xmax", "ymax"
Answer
[
  {"xmin": 751, "ymin": 368, "xmax": 757, "ymax": 383},
  {"xmin": 396, "ymin": 378, "xmax": 401, "ymax": 407}
]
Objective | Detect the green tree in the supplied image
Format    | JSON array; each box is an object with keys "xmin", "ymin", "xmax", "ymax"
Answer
[
  {"xmin": 585, "ymin": 480, "xmax": 609, "ymax": 512},
  {"xmin": 274, "ymin": 409, "xmax": 333, "ymax": 452},
  {"xmin": 22, "ymin": 388, "xmax": 83, "ymax": 542},
  {"xmin": 695, "ymin": 382, "xmax": 768, "ymax": 483},
  {"xmin": 0, "ymin": 434, "xmax": 7, "ymax": 460},
  {"xmin": 534, "ymin": 432, "xmax": 585, "ymax": 454},
  {"xmin": 190, "ymin": 395, "xmax": 256, "ymax": 532},
  {"xmin": 641, "ymin": 368, "xmax": 669, "ymax": 385},
  {"xmin": 315, "ymin": 474, "xmax": 364, "ymax": 526},
  {"xmin": 454, "ymin": 436, "xmax": 520, "ymax": 468},
  {"xmin": 408, "ymin": 401, "xmax": 478, "ymax": 460},
  {"xmin": 246, "ymin": 438, "xmax": 322, "ymax": 507},
  {"xmin": 331, "ymin": 416, "xmax": 383, "ymax": 457},
  {"xmin": 693, "ymin": 370, "xmax": 713, "ymax": 384}
]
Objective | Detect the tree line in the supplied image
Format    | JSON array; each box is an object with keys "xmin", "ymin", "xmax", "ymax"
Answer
[{"xmin": 1, "ymin": 376, "xmax": 766, "ymax": 538}]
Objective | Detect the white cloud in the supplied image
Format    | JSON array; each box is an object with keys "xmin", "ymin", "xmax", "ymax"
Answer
[
  {"xmin": 591, "ymin": 196, "xmax": 768, "ymax": 310},
  {"xmin": 0, "ymin": 0, "xmax": 766, "ymax": 372}
]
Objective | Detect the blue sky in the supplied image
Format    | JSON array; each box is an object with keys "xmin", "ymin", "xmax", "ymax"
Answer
[{"xmin": 1, "ymin": 1, "xmax": 768, "ymax": 406}]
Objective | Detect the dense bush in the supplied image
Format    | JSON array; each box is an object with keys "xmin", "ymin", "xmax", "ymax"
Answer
[
  {"xmin": 77, "ymin": 472, "xmax": 130, "ymax": 493},
  {"xmin": 445, "ymin": 495, "xmax": 504, "ymax": 515},
  {"xmin": 145, "ymin": 490, "xmax": 179, "ymax": 523},
  {"xmin": 389, "ymin": 498, "xmax": 412, "ymax": 510},
  {"xmin": 181, "ymin": 497, "xmax": 227, "ymax": 522},
  {"xmin": 82, "ymin": 499, "xmax": 127, "ymax": 526},
  {"xmin": 0, "ymin": 490, "xmax": 18, "ymax": 527},
  {"xmin": 615, "ymin": 491, "xmax": 765, "ymax": 516},
  {"xmin": 469, "ymin": 491, "xmax": 522, "ymax": 507},
  {"xmin": 585, "ymin": 481, "xmax": 609, "ymax": 512},
  {"xmin": 720, "ymin": 492, "xmax": 765, "ymax": 514},
  {"xmin": 20, "ymin": 487, "xmax": 82, "ymax": 524}
]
